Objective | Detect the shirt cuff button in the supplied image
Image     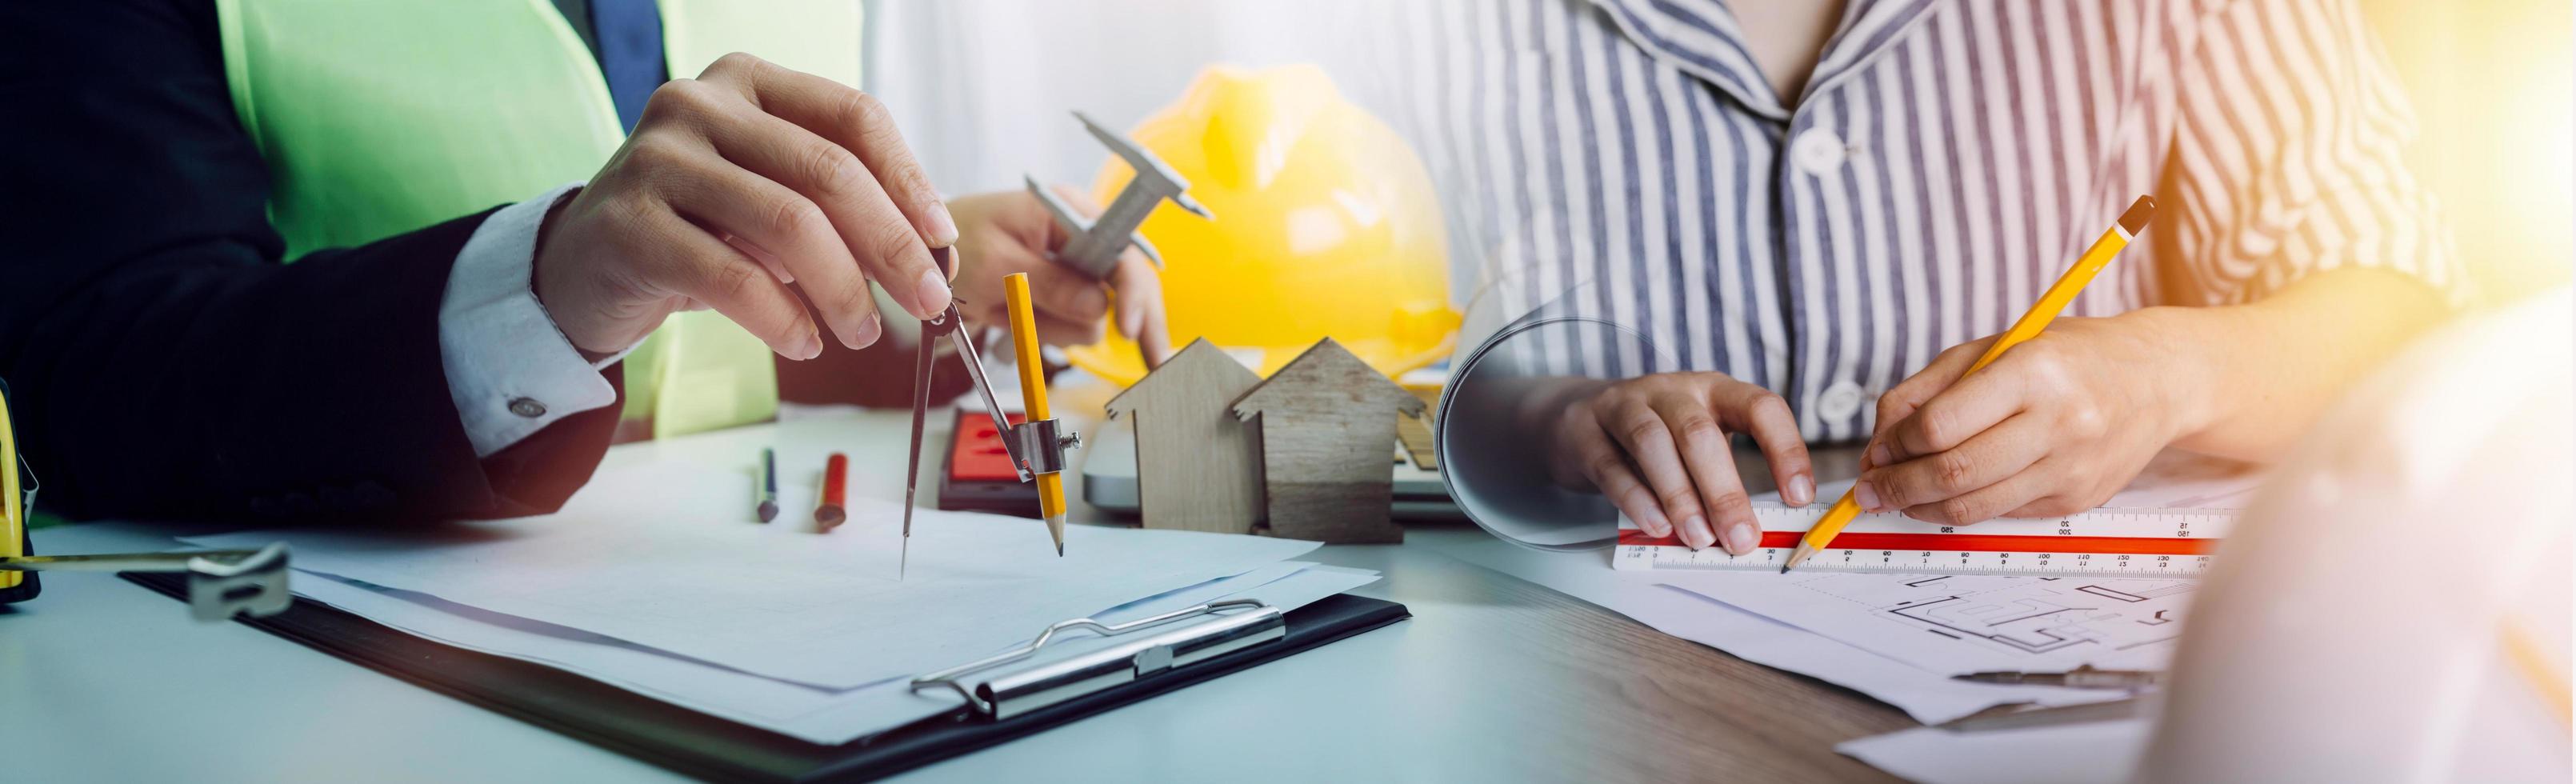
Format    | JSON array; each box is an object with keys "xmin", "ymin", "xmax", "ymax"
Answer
[{"xmin": 508, "ymin": 397, "xmax": 548, "ymax": 418}]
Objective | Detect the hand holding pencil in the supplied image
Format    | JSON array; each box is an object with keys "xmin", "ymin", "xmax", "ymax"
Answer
[{"xmin": 1788, "ymin": 196, "xmax": 2158, "ymax": 571}]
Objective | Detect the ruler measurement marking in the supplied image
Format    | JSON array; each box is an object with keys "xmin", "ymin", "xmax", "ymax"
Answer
[{"xmin": 1614, "ymin": 507, "xmax": 2232, "ymax": 577}]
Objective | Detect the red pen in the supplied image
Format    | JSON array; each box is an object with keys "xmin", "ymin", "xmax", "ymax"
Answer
[{"xmin": 816, "ymin": 452, "xmax": 848, "ymax": 531}]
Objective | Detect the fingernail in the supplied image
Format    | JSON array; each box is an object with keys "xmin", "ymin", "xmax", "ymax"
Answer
[
  {"xmin": 1788, "ymin": 474, "xmax": 1816, "ymax": 506},
  {"xmin": 1868, "ymin": 442, "xmax": 1892, "ymax": 469},
  {"xmin": 1854, "ymin": 481, "xmax": 1882, "ymax": 512},
  {"xmin": 1724, "ymin": 522, "xmax": 1760, "ymax": 555},
  {"xmin": 851, "ymin": 314, "xmax": 882, "ymax": 349},
  {"xmin": 925, "ymin": 204, "xmax": 959, "ymax": 248},
  {"xmin": 913, "ymin": 267, "xmax": 952, "ymax": 318},
  {"xmin": 792, "ymin": 326, "xmax": 822, "ymax": 360},
  {"xmin": 1682, "ymin": 515, "xmax": 1713, "ymax": 550}
]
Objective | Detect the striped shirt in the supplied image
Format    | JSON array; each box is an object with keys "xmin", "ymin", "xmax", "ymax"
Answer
[{"xmin": 1373, "ymin": 0, "xmax": 2456, "ymax": 442}]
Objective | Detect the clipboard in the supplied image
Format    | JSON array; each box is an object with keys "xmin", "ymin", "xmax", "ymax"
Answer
[{"xmin": 122, "ymin": 571, "xmax": 1406, "ymax": 782}]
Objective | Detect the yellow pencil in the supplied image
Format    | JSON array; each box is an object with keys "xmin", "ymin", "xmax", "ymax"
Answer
[
  {"xmin": 1783, "ymin": 195, "xmax": 2157, "ymax": 573},
  {"xmin": 1002, "ymin": 273, "xmax": 1068, "ymax": 556}
]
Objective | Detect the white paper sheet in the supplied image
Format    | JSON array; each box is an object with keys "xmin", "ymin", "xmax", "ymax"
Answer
[
  {"xmin": 1427, "ymin": 535, "xmax": 2123, "ymax": 723},
  {"xmin": 1836, "ymin": 719, "xmax": 2151, "ymax": 784},
  {"xmin": 280, "ymin": 558, "xmax": 1380, "ymax": 744},
  {"xmin": 1434, "ymin": 454, "xmax": 2250, "ymax": 724},
  {"xmin": 1611, "ymin": 466, "xmax": 2223, "ymax": 684},
  {"xmin": 183, "ymin": 462, "xmax": 1322, "ymax": 689}
]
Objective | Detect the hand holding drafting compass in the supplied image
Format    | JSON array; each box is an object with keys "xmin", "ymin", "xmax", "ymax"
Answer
[{"xmin": 902, "ymin": 253, "xmax": 1078, "ymax": 578}]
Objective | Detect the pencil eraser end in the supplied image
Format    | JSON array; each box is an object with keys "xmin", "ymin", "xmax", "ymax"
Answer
[{"xmin": 2118, "ymin": 196, "xmax": 2156, "ymax": 235}]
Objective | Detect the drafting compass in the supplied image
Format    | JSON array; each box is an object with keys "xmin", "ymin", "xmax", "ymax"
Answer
[{"xmin": 901, "ymin": 254, "xmax": 1078, "ymax": 578}]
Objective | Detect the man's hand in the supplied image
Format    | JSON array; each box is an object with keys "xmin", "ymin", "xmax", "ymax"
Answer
[
  {"xmin": 1857, "ymin": 310, "xmax": 2217, "ymax": 525},
  {"xmin": 534, "ymin": 53, "xmax": 954, "ymax": 361},
  {"xmin": 946, "ymin": 187, "xmax": 1173, "ymax": 366},
  {"xmin": 1546, "ymin": 373, "xmax": 1814, "ymax": 554}
]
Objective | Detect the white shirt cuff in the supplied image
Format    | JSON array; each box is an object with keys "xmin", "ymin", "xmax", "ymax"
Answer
[{"xmin": 440, "ymin": 182, "xmax": 638, "ymax": 458}]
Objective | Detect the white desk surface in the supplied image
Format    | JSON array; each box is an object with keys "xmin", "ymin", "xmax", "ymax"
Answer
[{"xmin": 2, "ymin": 391, "xmax": 1908, "ymax": 783}]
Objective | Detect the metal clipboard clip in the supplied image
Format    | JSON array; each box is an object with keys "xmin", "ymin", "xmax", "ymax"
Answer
[{"xmin": 909, "ymin": 598, "xmax": 1286, "ymax": 720}]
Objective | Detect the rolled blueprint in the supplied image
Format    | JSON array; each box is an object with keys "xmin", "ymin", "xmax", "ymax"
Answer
[{"xmin": 1433, "ymin": 274, "xmax": 1677, "ymax": 550}]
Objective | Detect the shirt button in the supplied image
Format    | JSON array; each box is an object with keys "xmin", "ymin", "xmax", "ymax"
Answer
[
  {"xmin": 1817, "ymin": 381, "xmax": 1866, "ymax": 422},
  {"xmin": 1792, "ymin": 129, "xmax": 1848, "ymax": 175},
  {"xmin": 508, "ymin": 397, "xmax": 548, "ymax": 418}
]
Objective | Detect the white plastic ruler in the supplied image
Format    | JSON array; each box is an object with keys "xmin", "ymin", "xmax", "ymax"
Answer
[{"xmin": 1614, "ymin": 506, "xmax": 2234, "ymax": 578}]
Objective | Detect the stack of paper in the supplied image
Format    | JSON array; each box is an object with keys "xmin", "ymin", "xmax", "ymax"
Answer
[
  {"xmin": 1428, "ymin": 458, "xmax": 2261, "ymax": 781},
  {"xmin": 181, "ymin": 461, "xmax": 1377, "ymax": 744}
]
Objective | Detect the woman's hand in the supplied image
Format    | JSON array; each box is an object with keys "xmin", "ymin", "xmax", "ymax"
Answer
[
  {"xmin": 1858, "ymin": 309, "xmax": 2218, "ymax": 524},
  {"xmin": 946, "ymin": 187, "xmax": 1172, "ymax": 364},
  {"xmin": 1547, "ymin": 373, "xmax": 1814, "ymax": 554}
]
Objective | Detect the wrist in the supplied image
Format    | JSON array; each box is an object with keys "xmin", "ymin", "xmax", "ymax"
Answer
[
  {"xmin": 2117, "ymin": 306, "xmax": 2236, "ymax": 445},
  {"xmin": 528, "ymin": 187, "xmax": 617, "ymax": 363}
]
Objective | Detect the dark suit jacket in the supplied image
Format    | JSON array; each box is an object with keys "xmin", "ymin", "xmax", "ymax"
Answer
[{"xmin": 0, "ymin": 0, "xmax": 961, "ymax": 526}]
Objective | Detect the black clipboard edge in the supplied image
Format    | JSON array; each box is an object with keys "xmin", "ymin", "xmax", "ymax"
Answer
[{"xmin": 124, "ymin": 572, "xmax": 1407, "ymax": 782}]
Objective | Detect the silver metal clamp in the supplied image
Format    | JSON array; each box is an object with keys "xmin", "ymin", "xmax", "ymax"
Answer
[{"xmin": 910, "ymin": 598, "xmax": 1284, "ymax": 720}]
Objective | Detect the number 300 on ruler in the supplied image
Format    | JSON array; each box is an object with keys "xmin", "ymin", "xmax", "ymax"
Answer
[{"xmin": 1613, "ymin": 506, "xmax": 2232, "ymax": 577}]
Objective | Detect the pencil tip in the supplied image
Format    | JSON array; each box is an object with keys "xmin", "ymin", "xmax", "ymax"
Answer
[{"xmin": 1780, "ymin": 543, "xmax": 1814, "ymax": 574}]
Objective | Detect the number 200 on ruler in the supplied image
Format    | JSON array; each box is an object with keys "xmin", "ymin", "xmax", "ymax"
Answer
[{"xmin": 1614, "ymin": 506, "xmax": 2232, "ymax": 577}]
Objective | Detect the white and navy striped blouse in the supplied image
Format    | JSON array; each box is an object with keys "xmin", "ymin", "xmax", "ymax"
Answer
[{"xmin": 1374, "ymin": 0, "xmax": 2456, "ymax": 442}]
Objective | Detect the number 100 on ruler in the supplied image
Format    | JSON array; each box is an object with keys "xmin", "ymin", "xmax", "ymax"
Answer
[{"xmin": 1614, "ymin": 506, "xmax": 2233, "ymax": 577}]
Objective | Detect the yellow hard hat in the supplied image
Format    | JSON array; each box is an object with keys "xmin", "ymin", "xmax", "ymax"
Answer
[{"xmin": 1065, "ymin": 64, "xmax": 1458, "ymax": 386}]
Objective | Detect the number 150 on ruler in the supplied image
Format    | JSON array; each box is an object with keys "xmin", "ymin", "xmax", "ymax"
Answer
[{"xmin": 1614, "ymin": 506, "xmax": 2232, "ymax": 578}]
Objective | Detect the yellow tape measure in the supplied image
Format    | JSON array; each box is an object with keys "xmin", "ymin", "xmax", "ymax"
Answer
[{"xmin": 2, "ymin": 379, "xmax": 26, "ymax": 590}]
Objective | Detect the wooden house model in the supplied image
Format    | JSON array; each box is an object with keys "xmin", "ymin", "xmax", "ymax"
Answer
[
  {"xmin": 1230, "ymin": 338, "xmax": 1424, "ymax": 543},
  {"xmin": 1103, "ymin": 338, "xmax": 1265, "ymax": 534}
]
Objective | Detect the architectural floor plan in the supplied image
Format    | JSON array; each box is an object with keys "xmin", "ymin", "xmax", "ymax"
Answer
[{"xmin": 1662, "ymin": 571, "xmax": 2194, "ymax": 675}]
